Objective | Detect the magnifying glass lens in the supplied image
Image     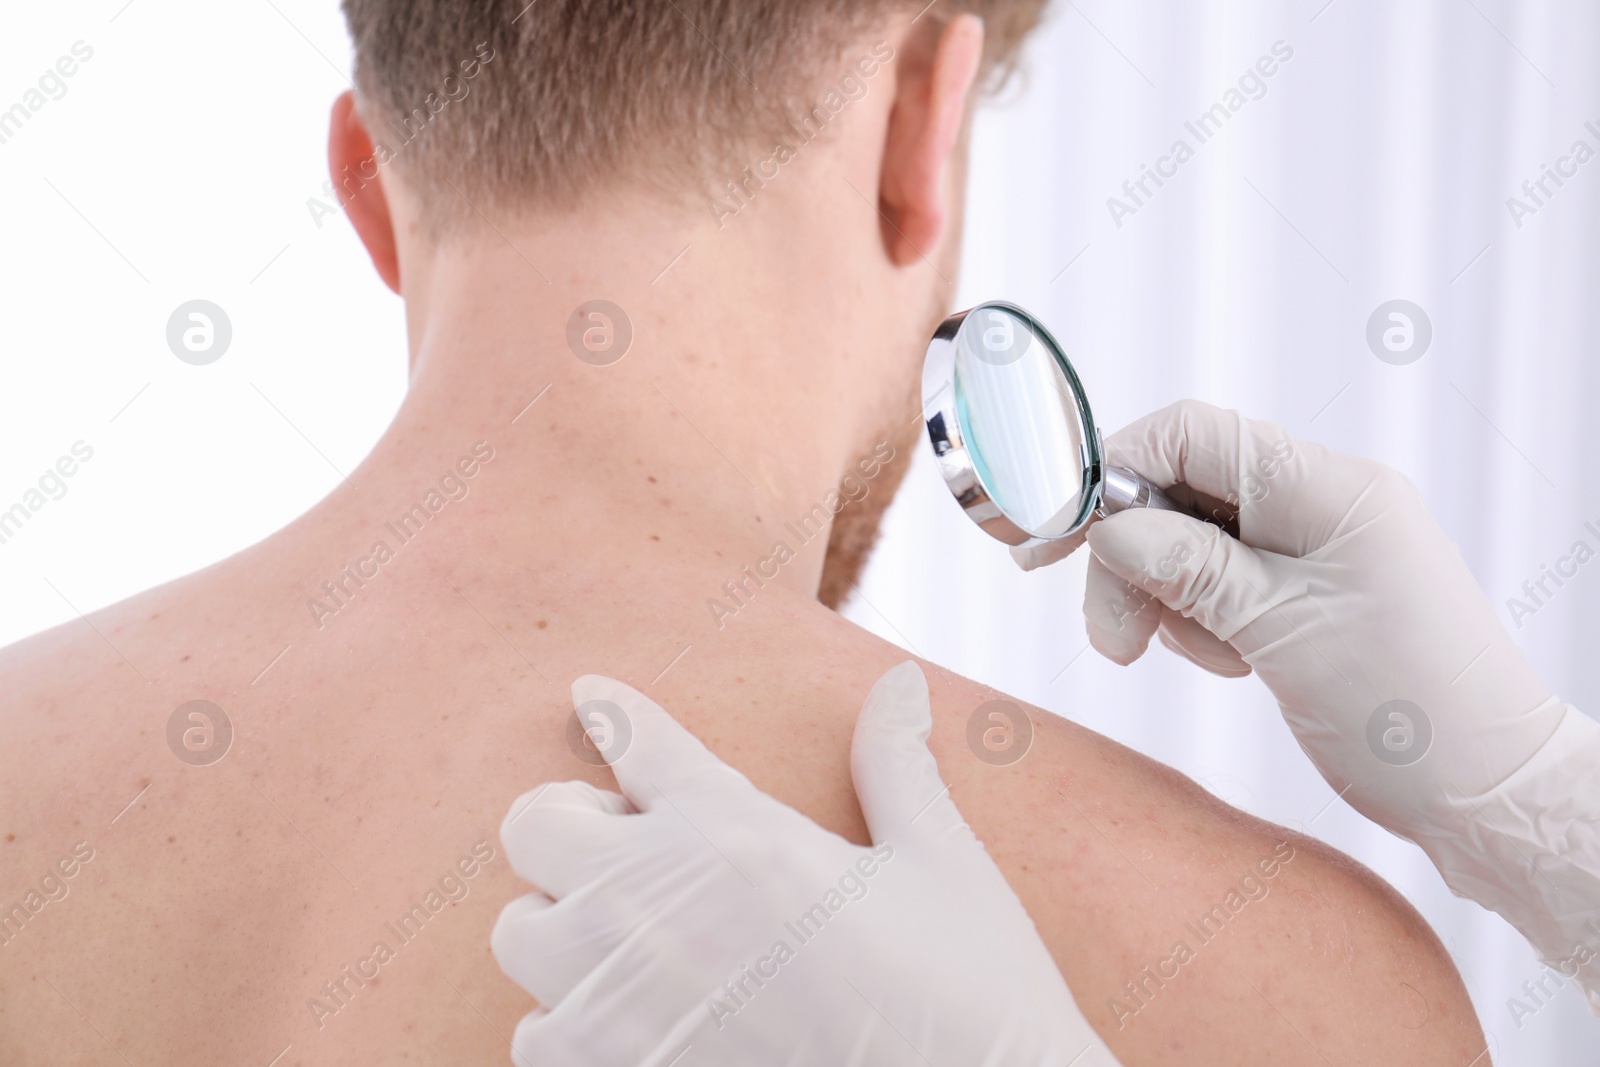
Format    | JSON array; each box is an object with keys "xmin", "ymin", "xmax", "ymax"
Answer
[{"xmin": 953, "ymin": 307, "xmax": 1089, "ymax": 538}]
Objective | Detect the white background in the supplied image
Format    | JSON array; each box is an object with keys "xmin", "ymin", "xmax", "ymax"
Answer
[{"xmin": 1, "ymin": 1, "xmax": 1596, "ymax": 1062}]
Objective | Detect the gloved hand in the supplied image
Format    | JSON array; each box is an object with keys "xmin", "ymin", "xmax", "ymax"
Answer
[
  {"xmin": 491, "ymin": 662, "xmax": 1122, "ymax": 1067},
  {"xmin": 1016, "ymin": 399, "xmax": 1600, "ymax": 1010}
]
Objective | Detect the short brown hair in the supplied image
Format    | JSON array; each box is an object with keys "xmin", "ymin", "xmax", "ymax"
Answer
[{"xmin": 341, "ymin": 0, "xmax": 1048, "ymax": 229}]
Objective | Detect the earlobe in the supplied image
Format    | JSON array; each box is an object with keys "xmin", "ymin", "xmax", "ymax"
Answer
[
  {"xmin": 328, "ymin": 90, "xmax": 402, "ymax": 294},
  {"xmin": 878, "ymin": 15, "xmax": 984, "ymax": 267}
]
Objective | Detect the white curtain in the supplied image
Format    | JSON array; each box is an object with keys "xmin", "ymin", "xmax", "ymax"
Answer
[{"xmin": 846, "ymin": 2, "xmax": 1600, "ymax": 1062}]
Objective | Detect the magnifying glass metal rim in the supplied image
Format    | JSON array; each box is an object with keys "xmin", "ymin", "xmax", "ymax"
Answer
[
  {"xmin": 922, "ymin": 299, "xmax": 1104, "ymax": 547},
  {"xmin": 923, "ymin": 299, "xmax": 1194, "ymax": 547}
]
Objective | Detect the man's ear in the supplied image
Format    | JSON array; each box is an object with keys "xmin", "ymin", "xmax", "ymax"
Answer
[
  {"xmin": 879, "ymin": 15, "xmax": 984, "ymax": 266},
  {"xmin": 329, "ymin": 90, "xmax": 401, "ymax": 294}
]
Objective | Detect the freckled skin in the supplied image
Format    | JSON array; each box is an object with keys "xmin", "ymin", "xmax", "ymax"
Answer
[{"xmin": 0, "ymin": 532, "xmax": 1486, "ymax": 1066}]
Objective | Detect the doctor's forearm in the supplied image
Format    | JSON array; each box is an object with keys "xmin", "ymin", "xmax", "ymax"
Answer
[{"xmin": 1410, "ymin": 701, "xmax": 1600, "ymax": 1012}]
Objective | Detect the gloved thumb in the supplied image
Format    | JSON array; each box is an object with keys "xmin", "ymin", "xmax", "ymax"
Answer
[
  {"xmin": 851, "ymin": 661, "xmax": 972, "ymax": 850},
  {"xmin": 1086, "ymin": 508, "xmax": 1277, "ymax": 643},
  {"xmin": 1008, "ymin": 527, "xmax": 1089, "ymax": 572}
]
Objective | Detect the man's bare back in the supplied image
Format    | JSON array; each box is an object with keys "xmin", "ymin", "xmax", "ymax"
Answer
[{"xmin": 0, "ymin": 406, "xmax": 1484, "ymax": 1065}]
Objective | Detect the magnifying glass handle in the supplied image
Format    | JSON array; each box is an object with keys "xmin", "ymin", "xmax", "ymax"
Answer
[
  {"xmin": 1100, "ymin": 465, "xmax": 1240, "ymax": 536},
  {"xmin": 1101, "ymin": 465, "xmax": 1193, "ymax": 518}
]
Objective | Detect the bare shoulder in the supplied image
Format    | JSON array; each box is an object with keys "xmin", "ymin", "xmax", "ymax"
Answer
[
  {"xmin": 740, "ymin": 604, "xmax": 1485, "ymax": 1065},
  {"xmin": 915, "ymin": 661, "xmax": 1486, "ymax": 1066},
  {"xmin": 0, "ymin": 574, "xmax": 231, "ymax": 904},
  {"xmin": 0, "ymin": 580, "xmax": 186, "ymax": 756},
  {"xmin": 0, "ymin": 598, "xmax": 148, "ymax": 785}
]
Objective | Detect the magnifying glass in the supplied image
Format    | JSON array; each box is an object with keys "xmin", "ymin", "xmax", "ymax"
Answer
[{"xmin": 922, "ymin": 300, "xmax": 1221, "ymax": 547}]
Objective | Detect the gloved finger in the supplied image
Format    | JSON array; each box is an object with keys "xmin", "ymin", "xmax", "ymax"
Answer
[
  {"xmin": 1082, "ymin": 553, "xmax": 1159, "ymax": 665},
  {"xmin": 852, "ymin": 661, "xmax": 977, "ymax": 849},
  {"xmin": 513, "ymin": 921, "xmax": 735, "ymax": 1067},
  {"xmin": 492, "ymin": 884, "xmax": 643, "ymax": 1009},
  {"xmin": 491, "ymin": 892, "xmax": 561, "ymax": 1005},
  {"xmin": 1008, "ymin": 526, "xmax": 1090, "ymax": 572},
  {"xmin": 505, "ymin": 1007, "xmax": 553, "ymax": 1067},
  {"xmin": 1157, "ymin": 608, "xmax": 1252, "ymax": 677},
  {"xmin": 1102, "ymin": 400, "xmax": 1310, "ymax": 555},
  {"xmin": 571, "ymin": 674, "xmax": 754, "ymax": 813},
  {"xmin": 509, "ymin": 1005, "xmax": 596, "ymax": 1067},
  {"xmin": 1087, "ymin": 509, "xmax": 1280, "ymax": 643},
  {"xmin": 511, "ymin": 1016, "xmax": 618, "ymax": 1067},
  {"xmin": 500, "ymin": 780, "xmax": 648, "ymax": 898},
  {"xmin": 504, "ymin": 780, "xmax": 635, "ymax": 829}
]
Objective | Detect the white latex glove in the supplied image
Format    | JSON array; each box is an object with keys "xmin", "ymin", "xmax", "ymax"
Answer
[
  {"xmin": 492, "ymin": 662, "xmax": 1122, "ymax": 1067},
  {"xmin": 1016, "ymin": 400, "xmax": 1600, "ymax": 1011}
]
